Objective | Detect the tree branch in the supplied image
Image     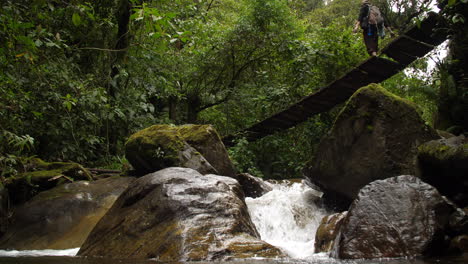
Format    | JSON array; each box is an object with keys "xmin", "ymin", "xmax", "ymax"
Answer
[{"xmin": 206, "ymin": 0, "xmax": 216, "ymax": 12}]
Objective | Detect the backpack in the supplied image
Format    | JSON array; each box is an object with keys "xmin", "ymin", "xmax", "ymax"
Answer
[{"xmin": 368, "ymin": 5, "xmax": 384, "ymax": 26}]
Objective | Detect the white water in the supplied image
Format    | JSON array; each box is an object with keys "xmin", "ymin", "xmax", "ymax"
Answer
[
  {"xmin": 0, "ymin": 248, "xmax": 79, "ymax": 257},
  {"xmin": 245, "ymin": 180, "xmax": 328, "ymax": 259},
  {"xmin": 0, "ymin": 180, "xmax": 329, "ymax": 260}
]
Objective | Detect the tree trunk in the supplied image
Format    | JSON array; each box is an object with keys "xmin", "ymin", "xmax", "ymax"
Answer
[
  {"xmin": 109, "ymin": 0, "xmax": 131, "ymax": 98},
  {"xmin": 187, "ymin": 95, "xmax": 201, "ymax": 124},
  {"xmin": 168, "ymin": 96, "xmax": 178, "ymax": 123}
]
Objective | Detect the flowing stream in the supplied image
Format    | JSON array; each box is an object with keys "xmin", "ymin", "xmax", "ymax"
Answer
[
  {"xmin": 245, "ymin": 180, "xmax": 327, "ymax": 259},
  {"xmin": 0, "ymin": 180, "xmax": 466, "ymax": 264}
]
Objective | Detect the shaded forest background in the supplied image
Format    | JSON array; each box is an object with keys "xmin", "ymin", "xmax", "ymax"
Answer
[{"xmin": 1, "ymin": 0, "xmax": 466, "ymax": 179}]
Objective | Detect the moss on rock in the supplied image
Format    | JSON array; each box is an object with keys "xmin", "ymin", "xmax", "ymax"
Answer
[
  {"xmin": 178, "ymin": 124, "xmax": 221, "ymax": 143},
  {"xmin": 303, "ymin": 83, "xmax": 439, "ymax": 210},
  {"xmin": 335, "ymin": 84, "xmax": 421, "ymax": 129},
  {"xmin": 418, "ymin": 139, "xmax": 468, "ymax": 163},
  {"xmin": 125, "ymin": 125, "xmax": 186, "ymax": 174},
  {"xmin": 4, "ymin": 158, "xmax": 93, "ymax": 205},
  {"xmin": 417, "ymin": 136, "xmax": 468, "ymax": 207},
  {"xmin": 125, "ymin": 124, "xmax": 236, "ymax": 177},
  {"xmin": 179, "ymin": 125, "xmax": 236, "ymax": 177}
]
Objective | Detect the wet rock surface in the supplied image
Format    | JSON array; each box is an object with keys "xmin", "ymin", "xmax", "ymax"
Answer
[
  {"xmin": 314, "ymin": 212, "xmax": 347, "ymax": 253},
  {"xmin": 332, "ymin": 175, "xmax": 455, "ymax": 259},
  {"xmin": 303, "ymin": 84, "xmax": 439, "ymax": 210},
  {"xmin": 417, "ymin": 135, "xmax": 468, "ymax": 207},
  {"xmin": 78, "ymin": 167, "xmax": 283, "ymax": 261},
  {"xmin": 447, "ymin": 208, "xmax": 468, "ymax": 254},
  {"xmin": 237, "ymin": 173, "xmax": 272, "ymax": 198},
  {"xmin": 125, "ymin": 125, "xmax": 236, "ymax": 177},
  {"xmin": 449, "ymin": 208, "xmax": 468, "ymax": 234},
  {"xmin": 0, "ymin": 177, "xmax": 134, "ymax": 250}
]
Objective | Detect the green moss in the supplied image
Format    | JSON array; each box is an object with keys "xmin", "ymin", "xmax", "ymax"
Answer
[
  {"xmin": 12, "ymin": 158, "xmax": 92, "ymax": 187},
  {"xmin": 125, "ymin": 125, "xmax": 189, "ymax": 172},
  {"xmin": 125, "ymin": 124, "xmax": 227, "ymax": 174},
  {"xmin": 332, "ymin": 83, "xmax": 422, "ymax": 130},
  {"xmin": 362, "ymin": 84, "xmax": 417, "ymax": 108},
  {"xmin": 178, "ymin": 124, "xmax": 220, "ymax": 143},
  {"xmin": 126, "ymin": 125, "xmax": 186, "ymax": 163},
  {"xmin": 418, "ymin": 141, "xmax": 468, "ymax": 161},
  {"xmin": 127, "ymin": 125, "xmax": 184, "ymax": 151}
]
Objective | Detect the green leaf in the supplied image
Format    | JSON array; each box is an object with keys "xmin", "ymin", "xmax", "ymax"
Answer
[
  {"xmin": 31, "ymin": 111, "xmax": 43, "ymax": 118},
  {"xmin": 87, "ymin": 13, "xmax": 95, "ymax": 21},
  {"xmin": 63, "ymin": 101, "xmax": 72, "ymax": 111},
  {"xmin": 72, "ymin": 13, "xmax": 82, "ymax": 26},
  {"xmin": 448, "ymin": 0, "xmax": 456, "ymax": 5},
  {"xmin": 34, "ymin": 39, "xmax": 43, "ymax": 47}
]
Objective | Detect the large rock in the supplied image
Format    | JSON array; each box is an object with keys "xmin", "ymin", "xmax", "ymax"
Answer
[
  {"xmin": 125, "ymin": 125, "xmax": 236, "ymax": 177},
  {"xmin": 449, "ymin": 208, "xmax": 468, "ymax": 235},
  {"xmin": 417, "ymin": 135, "xmax": 468, "ymax": 207},
  {"xmin": 178, "ymin": 125, "xmax": 237, "ymax": 178},
  {"xmin": 236, "ymin": 173, "xmax": 272, "ymax": 198},
  {"xmin": 303, "ymin": 84, "xmax": 439, "ymax": 209},
  {"xmin": 0, "ymin": 177, "xmax": 134, "ymax": 250},
  {"xmin": 314, "ymin": 212, "xmax": 347, "ymax": 253},
  {"xmin": 447, "ymin": 208, "xmax": 468, "ymax": 254},
  {"xmin": 332, "ymin": 175, "xmax": 455, "ymax": 259},
  {"xmin": 78, "ymin": 167, "xmax": 283, "ymax": 261}
]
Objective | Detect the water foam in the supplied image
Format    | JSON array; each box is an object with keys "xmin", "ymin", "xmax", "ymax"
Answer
[
  {"xmin": 0, "ymin": 248, "xmax": 79, "ymax": 257},
  {"xmin": 245, "ymin": 180, "xmax": 328, "ymax": 259}
]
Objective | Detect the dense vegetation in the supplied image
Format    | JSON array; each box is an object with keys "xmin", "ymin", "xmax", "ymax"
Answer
[{"xmin": 1, "ymin": 0, "xmax": 466, "ymax": 179}]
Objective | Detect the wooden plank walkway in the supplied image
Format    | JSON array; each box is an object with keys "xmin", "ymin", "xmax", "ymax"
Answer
[{"xmin": 223, "ymin": 12, "xmax": 447, "ymax": 145}]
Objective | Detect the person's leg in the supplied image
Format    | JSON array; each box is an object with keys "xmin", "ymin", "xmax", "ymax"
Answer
[
  {"xmin": 363, "ymin": 26, "xmax": 378, "ymax": 56},
  {"xmin": 371, "ymin": 25, "xmax": 379, "ymax": 56}
]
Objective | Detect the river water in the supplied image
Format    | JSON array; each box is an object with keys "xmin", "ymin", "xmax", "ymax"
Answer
[{"xmin": 0, "ymin": 181, "xmax": 466, "ymax": 264}]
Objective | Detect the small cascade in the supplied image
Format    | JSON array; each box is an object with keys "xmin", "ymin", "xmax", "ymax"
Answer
[
  {"xmin": 0, "ymin": 248, "xmax": 79, "ymax": 257},
  {"xmin": 245, "ymin": 180, "xmax": 328, "ymax": 259}
]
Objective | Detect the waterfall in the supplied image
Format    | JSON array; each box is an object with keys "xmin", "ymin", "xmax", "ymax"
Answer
[
  {"xmin": 0, "ymin": 248, "xmax": 79, "ymax": 257},
  {"xmin": 245, "ymin": 180, "xmax": 328, "ymax": 259}
]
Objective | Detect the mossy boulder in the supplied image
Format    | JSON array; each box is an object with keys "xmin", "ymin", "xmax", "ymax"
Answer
[
  {"xmin": 314, "ymin": 212, "xmax": 347, "ymax": 254},
  {"xmin": 78, "ymin": 167, "xmax": 283, "ymax": 261},
  {"xmin": 125, "ymin": 125, "xmax": 236, "ymax": 177},
  {"xmin": 4, "ymin": 158, "xmax": 93, "ymax": 205},
  {"xmin": 0, "ymin": 177, "xmax": 134, "ymax": 250},
  {"xmin": 178, "ymin": 125, "xmax": 237, "ymax": 177},
  {"xmin": 303, "ymin": 84, "xmax": 439, "ymax": 210},
  {"xmin": 417, "ymin": 135, "xmax": 468, "ymax": 207}
]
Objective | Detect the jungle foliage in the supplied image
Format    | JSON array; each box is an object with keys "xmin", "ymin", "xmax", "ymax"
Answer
[{"xmin": 0, "ymin": 0, "xmax": 465, "ymax": 179}]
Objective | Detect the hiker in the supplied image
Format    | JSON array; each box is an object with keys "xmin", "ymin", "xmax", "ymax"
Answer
[{"xmin": 353, "ymin": 0, "xmax": 384, "ymax": 56}]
